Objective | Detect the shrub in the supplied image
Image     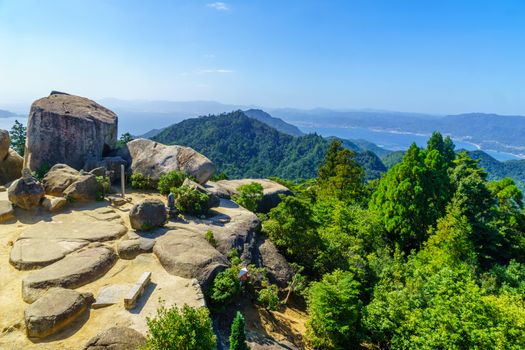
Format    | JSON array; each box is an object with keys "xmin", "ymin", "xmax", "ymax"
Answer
[
  {"xmin": 158, "ymin": 170, "xmax": 190, "ymax": 195},
  {"xmin": 210, "ymin": 267, "xmax": 241, "ymax": 305},
  {"xmin": 143, "ymin": 304, "xmax": 216, "ymax": 350},
  {"xmin": 32, "ymin": 163, "xmax": 51, "ymax": 181},
  {"xmin": 131, "ymin": 172, "xmax": 151, "ymax": 189},
  {"xmin": 205, "ymin": 230, "xmax": 217, "ymax": 248},
  {"xmin": 257, "ymin": 284, "xmax": 280, "ymax": 311},
  {"xmin": 172, "ymin": 185, "xmax": 209, "ymax": 215},
  {"xmin": 211, "ymin": 172, "xmax": 229, "ymax": 181},
  {"xmin": 232, "ymin": 182, "xmax": 264, "ymax": 212},
  {"xmin": 96, "ymin": 176, "xmax": 110, "ymax": 193},
  {"xmin": 229, "ymin": 311, "xmax": 250, "ymax": 350}
]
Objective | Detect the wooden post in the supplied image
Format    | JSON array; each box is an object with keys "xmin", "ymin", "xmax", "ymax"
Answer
[{"xmin": 121, "ymin": 164, "xmax": 125, "ymax": 198}]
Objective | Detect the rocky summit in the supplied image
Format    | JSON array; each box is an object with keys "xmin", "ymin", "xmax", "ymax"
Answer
[{"xmin": 24, "ymin": 92, "xmax": 118, "ymax": 171}]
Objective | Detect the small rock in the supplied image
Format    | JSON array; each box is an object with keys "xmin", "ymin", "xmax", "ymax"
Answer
[
  {"xmin": 117, "ymin": 238, "xmax": 155, "ymax": 259},
  {"xmin": 41, "ymin": 196, "xmax": 67, "ymax": 212},
  {"xmin": 7, "ymin": 175, "xmax": 45, "ymax": 210},
  {"xmin": 63, "ymin": 173, "xmax": 99, "ymax": 202},
  {"xmin": 0, "ymin": 200, "xmax": 14, "ymax": 222},
  {"xmin": 24, "ymin": 287, "xmax": 93, "ymax": 338},
  {"xmin": 129, "ymin": 199, "xmax": 166, "ymax": 231},
  {"xmin": 83, "ymin": 326, "xmax": 146, "ymax": 350}
]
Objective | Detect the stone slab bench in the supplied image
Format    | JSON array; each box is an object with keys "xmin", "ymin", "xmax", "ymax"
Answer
[{"xmin": 124, "ymin": 272, "xmax": 151, "ymax": 310}]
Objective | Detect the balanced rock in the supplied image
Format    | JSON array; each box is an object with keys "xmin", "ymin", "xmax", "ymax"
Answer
[
  {"xmin": 216, "ymin": 179, "xmax": 293, "ymax": 213},
  {"xmin": 129, "ymin": 199, "xmax": 166, "ymax": 231},
  {"xmin": 122, "ymin": 138, "xmax": 215, "ymax": 185},
  {"xmin": 24, "ymin": 92, "xmax": 118, "ymax": 171},
  {"xmin": 7, "ymin": 174, "xmax": 45, "ymax": 210},
  {"xmin": 25, "ymin": 287, "xmax": 93, "ymax": 338},
  {"xmin": 154, "ymin": 229, "xmax": 228, "ymax": 291},
  {"xmin": 0, "ymin": 200, "xmax": 14, "ymax": 222},
  {"xmin": 22, "ymin": 245, "xmax": 117, "ymax": 303},
  {"xmin": 84, "ymin": 327, "xmax": 146, "ymax": 350},
  {"xmin": 182, "ymin": 178, "xmax": 220, "ymax": 209}
]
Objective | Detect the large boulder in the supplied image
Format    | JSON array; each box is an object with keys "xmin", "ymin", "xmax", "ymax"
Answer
[
  {"xmin": 255, "ymin": 237, "xmax": 293, "ymax": 289},
  {"xmin": 0, "ymin": 129, "xmax": 23, "ymax": 185},
  {"xmin": 122, "ymin": 138, "xmax": 215, "ymax": 185},
  {"xmin": 129, "ymin": 199, "xmax": 166, "ymax": 231},
  {"xmin": 62, "ymin": 172, "xmax": 99, "ymax": 202},
  {"xmin": 0, "ymin": 129, "xmax": 9, "ymax": 159},
  {"xmin": 154, "ymin": 229, "xmax": 229, "ymax": 291},
  {"xmin": 117, "ymin": 238, "xmax": 155, "ymax": 260},
  {"xmin": 7, "ymin": 173, "xmax": 45, "ymax": 210},
  {"xmin": 24, "ymin": 287, "xmax": 93, "ymax": 338},
  {"xmin": 216, "ymin": 179, "xmax": 293, "ymax": 213},
  {"xmin": 43, "ymin": 164, "xmax": 99, "ymax": 201},
  {"xmin": 22, "ymin": 245, "xmax": 117, "ymax": 303},
  {"xmin": 24, "ymin": 92, "xmax": 118, "ymax": 171},
  {"xmin": 83, "ymin": 327, "xmax": 146, "ymax": 350}
]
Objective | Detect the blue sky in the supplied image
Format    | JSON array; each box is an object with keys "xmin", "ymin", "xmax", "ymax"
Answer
[{"xmin": 1, "ymin": 0, "xmax": 524, "ymax": 114}]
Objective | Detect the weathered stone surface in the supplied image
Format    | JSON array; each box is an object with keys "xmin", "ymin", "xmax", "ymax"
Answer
[
  {"xmin": 129, "ymin": 199, "xmax": 166, "ymax": 231},
  {"xmin": 216, "ymin": 179, "xmax": 293, "ymax": 213},
  {"xmin": 117, "ymin": 238, "xmax": 155, "ymax": 260},
  {"xmin": 246, "ymin": 332, "xmax": 299, "ymax": 350},
  {"xmin": 92, "ymin": 284, "xmax": 130, "ymax": 309},
  {"xmin": 123, "ymin": 138, "xmax": 215, "ymax": 185},
  {"xmin": 24, "ymin": 287, "xmax": 93, "ymax": 338},
  {"xmin": 22, "ymin": 245, "xmax": 117, "ymax": 302},
  {"xmin": 10, "ymin": 239, "xmax": 89, "ymax": 270},
  {"xmin": 24, "ymin": 92, "xmax": 118, "ymax": 171},
  {"xmin": 154, "ymin": 229, "xmax": 228, "ymax": 291},
  {"xmin": 204, "ymin": 181, "xmax": 231, "ymax": 199},
  {"xmin": 0, "ymin": 148, "xmax": 23, "ymax": 185},
  {"xmin": 182, "ymin": 178, "xmax": 220, "ymax": 208},
  {"xmin": 7, "ymin": 175, "xmax": 45, "ymax": 210},
  {"xmin": 0, "ymin": 129, "xmax": 9, "ymax": 159},
  {"xmin": 84, "ymin": 156, "xmax": 127, "ymax": 182},
  {"xmin": 0, "ymin": 200, "xmax": 14, "ymax": 222},
  {"xmin": 83, "ymin": 327, "xmax": 146, "ymax": 350},
  {"xmin": 43, "ymin": 164, "xmax": 82, "ymax": 196},
  {"xmin": 255, "ymin": 237, "xmax": 293, "ymax": 289},
  {"xmin": 41, "ymin": 196, "xmax": 67, "ymax": 212},
  {"xmin": 0, "ymin": 185, "xmax": 6, "ymax": 192},
  {"xmin": 63, "ymin": 173, "xmax": 99, "ymax": 202}
]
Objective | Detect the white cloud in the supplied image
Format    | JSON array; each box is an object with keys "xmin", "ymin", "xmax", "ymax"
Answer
[{"xmin": 207, "ymin": 2, "xmax": 229, "ymax": 11}]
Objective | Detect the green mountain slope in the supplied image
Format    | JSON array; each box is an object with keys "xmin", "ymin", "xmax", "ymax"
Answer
[
  {"xmin": 243, "ymin": 109, "xmax": 304, "ymax": 136},
  {"xmin": 152, "ymin": 111, "xmax": 386, "ymax": 180}
]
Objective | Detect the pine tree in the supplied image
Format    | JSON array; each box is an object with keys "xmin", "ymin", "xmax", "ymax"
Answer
[
  {"xmin": 229, "ymin": 311, "xmax": 250, "ymax": 350},
  {"xmin": 9, "ymin": 120, "xmax": 26, "ymax": 156}
]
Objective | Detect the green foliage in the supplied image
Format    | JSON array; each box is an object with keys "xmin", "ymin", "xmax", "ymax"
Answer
[
  {"xmin": 158, "ymin": 170, "xmax": 190, "ymax": 195},
  {"xmin": 143, "ymin": 303, "xmax": 216, "ymax": 350},
  {"xmin": 32, "ymin": 163, "xmax": 50, "ymax": 181},
  {"xmin": 117, "ymin": 132, "xmax": 134, "ymax": 147},
  {"xmin": 211, "ymin": 172, "xmax": 229, "ymax": 181},
  {"xmin": 229, "ymin": 311, "xmax": 250, "ymax": 350},
  {"xmin": 9, "ymin": 119, "xmax": 26, "ymax": 156},
  {"xmin": 96, "ymin": 176, "xmax": 110, "ymax": 193},
  {"xmin": 257, "ymin": 284, "xmax": 280, "ymax": 311},
  {"xmin": 171, "ymin": 185, "xmax": 210, "ymax": 215},
  {"xmin": 210, "ymin": 267, "xmax": 241, "ymax": 305},
  {"xmin": 131, "ymin": 172, "xmax": 151, "ymax": 189},
  {"xmin": 232, "ymin": 182, "xmax": 264, "ymax": 212},
  {"xmin": 306, "ymin": 270, "xmax": 364, "ymax": 349},
  {"xmin": 205, "ymin": 230, "xmax": 217, "ymax": 248}
]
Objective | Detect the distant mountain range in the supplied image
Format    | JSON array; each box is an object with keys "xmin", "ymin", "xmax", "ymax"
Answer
[{"xmin": 0, "ymin": 109, "xmax": 20, "ymax": 118}]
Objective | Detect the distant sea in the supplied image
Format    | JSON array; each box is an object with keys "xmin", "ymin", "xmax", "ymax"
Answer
[{"xmin": 299, "ymin": 125, "xmax": 521, "ymax": 162}]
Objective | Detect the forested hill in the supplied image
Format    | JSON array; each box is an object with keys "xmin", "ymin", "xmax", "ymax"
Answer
[
  {"xmin": 243, "ymin": 109, "xmax": 304, "ymax": 136},
  {"xmin": 152, "ymin": 111, "xmax": 386, "ymax": 180}
]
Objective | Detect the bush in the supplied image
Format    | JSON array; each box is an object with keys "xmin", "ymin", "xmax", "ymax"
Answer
[
  {"xmin": 143, "ymin": 304, "xmax": 216, "ymax": 350},
  {"xmin": 131, "ymin": 172, "xmax": 151, "ymax": 189},
  {"xmin": 32, "ymin": 163, "xmax": 51, "ymax": 181},
  {"xmin": 229, "ymin": 311, "xmax": 250, "ymax": 350},
  {"xmin": 211, "ymin": 172, "xmax": 229, "ymax": 181},
  {"xmin": 205, "ymin": 230, "xmax": 217, "ymax": 248},
  {"xmin": 257, "ymin": 284, "xmax": 280, "ymax": 311},
  {"xmin": 158, "ymin": 171, "xmax": 190, "ymax": 195},
  {"xmin": 210, "ymin": 267, "xmax": 241, "ymax": 305},
  {"xmin": 172, "ymin": 185, "xmax": 210, "ymax": 215},
  {"xmin": 232, "ymin": 182, "xmax": 264, "ymax": 212}
]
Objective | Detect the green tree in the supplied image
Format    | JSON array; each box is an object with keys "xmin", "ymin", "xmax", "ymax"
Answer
[
  {"xmin": 306, "ymin": 270, "xmax": 364, "ymax": 349},
  {"xmin": 158, "ymin": 170, "xmax": 190, "ymax": 195},
  {"xmin": 9, "ymin": 120, "xmax": 26, "ymax": 156},
  {"xmin": 229, "ymin": 311, "xmax": 250, "ymax": 350},
  {"xmin": 117, "ymin": 132, "xmax": 134, "ymax": 147},
  {"xmin": 143, "ymin": 304, "xmax": 216, "ymax": 350},
  {"xmin": 172, "ymin": 185, "xmax": 210, "ymax": 215},
  {"xmin": 210, "ymin": 267, "xmax": 241, "ymax": 305},
  {"xmin": 232, "ymin": 182, "xmax": 264, "ymax": 212},
  {"xmin": 317, "ymin": 139, "xmax": 365, "ymax": 202}
]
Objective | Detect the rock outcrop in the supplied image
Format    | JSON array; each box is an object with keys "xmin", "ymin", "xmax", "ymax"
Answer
[
  {"xmin": 255, "ymin": 237, "xmax": 293, "ymax": 288},
  {"xmin": 43, "ymin": 164, "xmax": 99, "ymax": 201},
  {"xmin": 117, "ymin": 238, "xmax": 155, "ymax": 260},
  {"xmin": 122, "ymin": 138, "xmax": 215, "ymax": 185},
  {"xmin": 129, "ymin": 199, "xmax": 166, "ymax": 231},
  {"xmin": 7, "ymin": 174, "xmax": 45, "ymax": 210},
  {"xmin": 0, "ymin": 129, "xmax": 23, "ymax": 185},
  {"xmin": 214, "ymin": 179, "xmax": 293, "ymax": 213},
  {"xmin": 24, "ymin": 92, "xmax": 118, "ymax": 171},
  {"xmin": 24, "ymin": 287, "xmax": 93, "ymax": 338},
  {"xmin": 22, "ymin": 245, "xmax": 117, "ymax": 302},
  {"xmin": 83, "ymin": 326, "xmax": 146, "ymax": 350},
  {"xmin": 154, "ymin": 229, "xmax": 229, "ymax": 291}
]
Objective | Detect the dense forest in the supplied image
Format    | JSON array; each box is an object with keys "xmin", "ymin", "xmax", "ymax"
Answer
[
  {"xmin": 152, "ymin": 111, "xmax": 386, "ymax": 180},
  {"xmin": 260, "ymin": 133, "xmax": 525, "ymax": 349}
]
